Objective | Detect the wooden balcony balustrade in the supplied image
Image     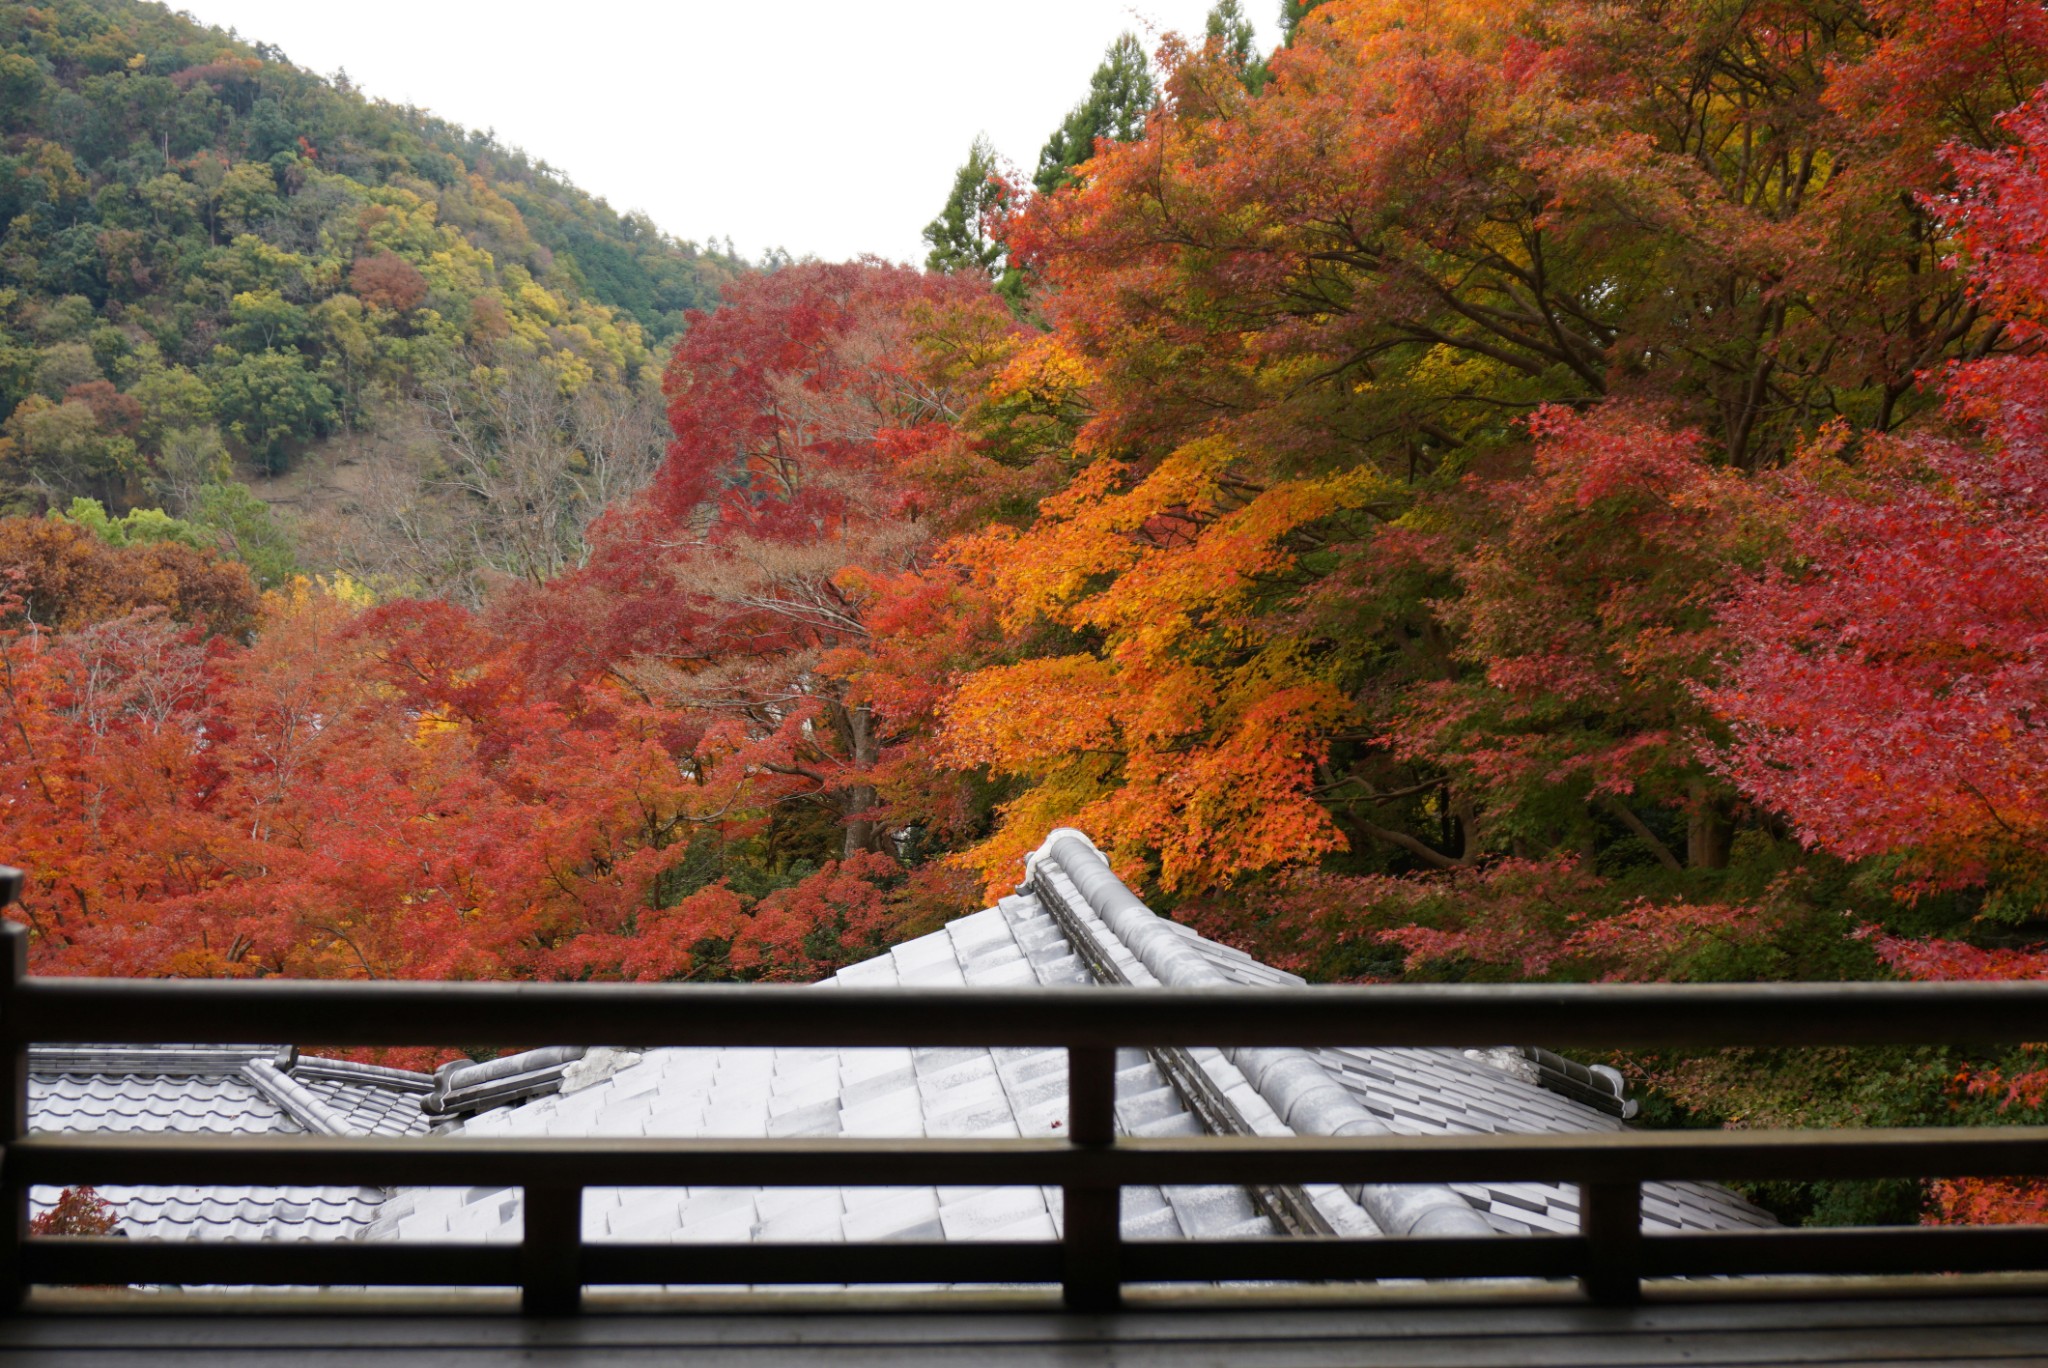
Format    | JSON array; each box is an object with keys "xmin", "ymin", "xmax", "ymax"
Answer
[{"xmin": 1, "ymin": 865, "xmax": 2047, "ymax": 1319}]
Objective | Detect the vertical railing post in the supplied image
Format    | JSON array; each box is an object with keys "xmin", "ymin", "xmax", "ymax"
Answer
[
  {"xmin": 520, "ymin": 1184, "xmax": 583, "ymax": 1315},
  {"xmin": 1579, "ymin": 1180, "xmax": 1643, "ymax": 1305},
  {"xmin": 1062, "ymin": 1045, "xmax": 1120, "ymax": 1311},
  {"xmin": 0, "ymin": 871, "xmax": 26, "ymax": 1313}
]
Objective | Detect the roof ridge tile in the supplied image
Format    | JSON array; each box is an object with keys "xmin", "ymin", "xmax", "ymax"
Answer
[{"xmin": 241, "ymin": 1057, "xmax": 355, "ymax": 1137}]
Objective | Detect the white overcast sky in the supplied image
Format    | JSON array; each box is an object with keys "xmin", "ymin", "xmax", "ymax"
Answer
[{"xmin": 174, "ymin": 1, "xmax": 1278, "ymax": 265}]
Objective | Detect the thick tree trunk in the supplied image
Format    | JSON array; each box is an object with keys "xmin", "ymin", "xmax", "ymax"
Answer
[
  {"xmin": 1686, "ymin": 778, "xmax": 1734, "ymax": 870},
  {"xmin": 1605, "ymin": 798, "xmax": 1684, "ymax": 872},
  {"xmin": 1450, "ymin": 794, "xmax": 1480, "ymax": 861},
  {"xmin": 839, "ymin": 701, "xmax": 881, "ymax": 858}
]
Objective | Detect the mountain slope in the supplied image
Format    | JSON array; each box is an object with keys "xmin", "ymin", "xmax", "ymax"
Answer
[{"xmin": 0, "ymin": 0, "xmax": 742, "ymax": 593}]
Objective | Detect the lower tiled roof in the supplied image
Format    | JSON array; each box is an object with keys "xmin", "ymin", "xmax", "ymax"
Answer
[
  {"xmin": 27, "ymin": 1044, "xmax": 433, "ymax": 1242},
  {"xmin": 34, "ymin": 1063, "xmax": 287, "ymax": 1136}
]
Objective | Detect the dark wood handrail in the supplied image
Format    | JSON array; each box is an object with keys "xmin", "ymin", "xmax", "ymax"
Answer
[
  {"xmin": 2, "ymin": 912, "xmax": 2047, "ymax": 1314},
  {"xmin": 16, "ymin": 1127, "xmax": 2048, "ymax": 1188},
  {"xmin": 9, "ymin": 975, "xmax": 2048, "ymax": 1048}
]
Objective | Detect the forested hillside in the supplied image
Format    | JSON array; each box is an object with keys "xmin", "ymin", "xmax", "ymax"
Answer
[
  {"xmin": 0, "ymin": 0, "xmax": 742, "ymax": 596},
  {"xmin": 9, "ymin": 0, "xmax": 2048, "ymax": 1231}
]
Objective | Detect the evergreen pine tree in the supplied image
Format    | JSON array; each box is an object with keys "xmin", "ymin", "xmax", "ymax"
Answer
[
  {"xmin": 1033, "ymin": 33, "xmax": 1157, "ymax": 197},
  {"xmin": 1279, "ymin": 0, "xmax": 1332, "ymax": 42},
  {"xmin": 1206, "ymin": 0, "xmax": 1269, "ymax": 93},
  {"xmin": 922, "ymin": 136, "xmax": 1025, "ymax": 302},
  {"xmin": 923, "ymin": 135, "xmax": 1007, "ymax": 276}
]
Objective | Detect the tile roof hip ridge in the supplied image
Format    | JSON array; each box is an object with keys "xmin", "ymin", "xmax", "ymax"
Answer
[
  {"xmin": 1026, "ymin": 834, "xmax": 1224, "ymax": 991},
  {"xmin": 29, "ymin": 1044, "xmax": 289, "ymax": 1075},
  {"xmin": 241, "ymin": 1055, "xmax": 357, "ymax": 1137},
  {"xmin": 1024, "ymin": 827, "xmax": 1496, "ymax": 1241},
  {"xmin": 424, "ymin": 1045, "xmax": 589, "ymax": 1118},
  {"xmin": 436, "ymin": 1045, "xmax": 587, "ymax": 1091},
  {"xmin": 292, "ymin": 1055, "xmax": 437, "ymax": 1092}
]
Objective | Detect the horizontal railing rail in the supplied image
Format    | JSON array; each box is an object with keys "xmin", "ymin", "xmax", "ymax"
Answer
[
  {"xmin": 11, "ymin": 975, "xmax": 2048, "ymax": 1049},
  {"xmin": 18, "ymin": 1128, "xmax": 2048, "ymax": 1189},
  {"xmin": 2, "ymin": 906, "xmax": 2048, "ymax": 1312},
  {"xmin": 20, "ymin": 1227, "xmax": 2048, "ymax": 1292}
]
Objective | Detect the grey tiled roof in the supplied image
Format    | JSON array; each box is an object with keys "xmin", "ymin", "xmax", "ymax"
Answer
[
  {"xmin": 35, "ymin": 1058, "xmax": 287, "ymax": 1136},
  {"xmin": 27, "ymin": 831, "xmax": 1775, "ymax": 1260},
  {"xmin": 1017, "ymin": 862, "xmax": 1773, "ymax": 1239},
  {"xmin": 1145, "ymin": 925, "xmax": 1769, "ymax": 1232},
  {"xmin": 363, "ymin": 880, "xmax": 1773, "ymax": 1253},
  {"xmin": 1304, "ymin": 1048, "xmax": 1773, "ymax": 1234},
  {"xmin": 296, "ymin": 1059, "xmax": 443, "ymax": 1137},
  {"xmin": 367, "ymin": 897, "xmax": 1319, "ymax": 1251},
  {"xmin": 27, "ymin": 1044, "xmax": 433, "ymax": 1242}
]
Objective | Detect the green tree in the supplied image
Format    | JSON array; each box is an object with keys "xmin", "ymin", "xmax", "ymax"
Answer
[
  {"xmin": 31, "ymin": 297, "xmax": 95, "ymax": 344},
  {"xmin": 122, "ymin": 364, "xmax": 216, "ymax": 447},
  {"xmin": 32, "ymin": 343, "xmax": 101, "ymax": 399},
  {"xmin": 54, "ymin": 486, "xmax": 295, "ymax": 586},
  {"xmin": 0, "ymin": 54, "xmax": 46, "ymax": 131},
  {"xmin": 191, "ymin": 480, "xmax": 299, "ymax": 586},
  {"xmin": 225, "ymin": 289, "xmax": 312, "ymax": 352},
  {"xmin": 923, "ymin": 135, "xmax": 1014, "ymax": 284},
  {"xmin": 207, "ymin": 348, "xmax": 335, "ymax": 474},
  {"xmin": 137, "ymin": 172, "xmax": 202, "ymax": 233},
  {"xmin": 0, "ymin": 329, "xmax": 36, "ymax": 422},
  {"xmin": 148, "ymin": 424, "xmax": 232, "ymax": 511},
  {"xmin": 214, "ymin": 161, "xmax": 280, "ymax": 235},
  {"xmin": 1, "ymin": 395, "xmax": 138, "ymax": 505},
  {"xmin": 1207, "ymin": 0, "xmax": 1267, "ymax": 90},
  {"xmin": 56, "ymin": 497, "xmax": 209, "ymax": 549},
  {"xmin": 1034, "ymin": 33, "xmax": 1157, "ymax": 196},
  {"xmin": 1279, "ymin": 0, "xmax": 1332, "ymax": 42}
]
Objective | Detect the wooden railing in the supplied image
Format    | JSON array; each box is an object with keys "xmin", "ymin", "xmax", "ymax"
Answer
[{"xmin": 2, "ymin": 878, "xmax": 2048, "ymax": 1313}]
